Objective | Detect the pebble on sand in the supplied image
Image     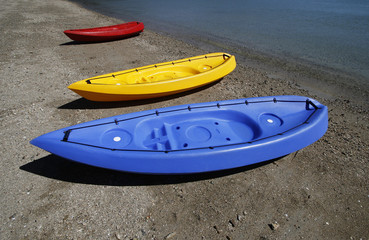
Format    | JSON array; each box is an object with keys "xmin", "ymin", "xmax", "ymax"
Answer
[{"xmin": 269, "ymin": 222, "xmax": 280, "ymax": 230}]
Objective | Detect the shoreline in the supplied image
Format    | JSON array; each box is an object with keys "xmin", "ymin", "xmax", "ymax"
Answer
[
  {"xmin": 70, "ymin": 0, "xmax": 369, "ymax": 105},
  {"xmin": 1, "ymin": 0, "xmax": 368, "ymax": 239}
]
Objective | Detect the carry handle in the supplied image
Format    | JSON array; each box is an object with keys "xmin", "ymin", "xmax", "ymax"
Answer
[{"xmin": 306, "ymin": 99, "xmax": 318, "ymax": 110}]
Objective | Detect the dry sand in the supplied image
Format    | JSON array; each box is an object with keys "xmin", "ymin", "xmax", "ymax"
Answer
[{"xmin": 1, "ymin": 0, "xmax": 368, "ymax": 239}]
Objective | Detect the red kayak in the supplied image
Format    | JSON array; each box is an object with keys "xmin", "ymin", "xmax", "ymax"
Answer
[{"xmin": 63, "ymin": 21, "xmax": 144, "ymax": 42}]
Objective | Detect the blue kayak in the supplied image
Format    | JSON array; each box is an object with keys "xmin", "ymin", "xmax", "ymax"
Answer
[{"xmin": 30, "ymin": 96, "xmax": 328, "ymax": 174}]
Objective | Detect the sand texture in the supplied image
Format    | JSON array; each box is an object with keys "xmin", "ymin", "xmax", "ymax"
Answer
[{"xmin": 1, "ymin": 0, "xmax": 368, "ymax": 239}]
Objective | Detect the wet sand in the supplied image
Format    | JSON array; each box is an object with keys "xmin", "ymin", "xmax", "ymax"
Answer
[{"xmin": 1, "ymin": 0, "xmax": 368, "ymax": 239}]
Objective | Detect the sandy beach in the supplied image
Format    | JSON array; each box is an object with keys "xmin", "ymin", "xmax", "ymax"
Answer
[{"xmin": 1, "ymin": 0, "xmax": 368, "ymax": 239}]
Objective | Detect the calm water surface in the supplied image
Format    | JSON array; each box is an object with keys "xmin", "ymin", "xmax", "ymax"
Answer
[{"xmin": 72, "ymin": 0, "xmax": 369, "ymax": 79}]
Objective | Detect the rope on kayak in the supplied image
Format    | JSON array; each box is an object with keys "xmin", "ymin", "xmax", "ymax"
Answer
[
  {"xmin": 84, "ymin": 53, "xmax": 232, "ymax": 84},
  {"xmin": 63, "ymin": 98, "xmax": 316, "ymax": 133},
  {"xmin": 63, "ymin": 103, "xmax": 317, "ymax": 153},
  {"xmin": 61, "ymin": 98, "xmax": 321, "ymax": 153}
]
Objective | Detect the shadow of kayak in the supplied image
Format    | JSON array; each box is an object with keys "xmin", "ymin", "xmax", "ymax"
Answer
[{"xmin": 20, "ymin": 154, "xmax": 281, "ymax": 186}]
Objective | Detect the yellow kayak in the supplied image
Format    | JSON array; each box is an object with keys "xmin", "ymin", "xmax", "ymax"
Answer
[{"xmin": 68, "ymin": 52, "xmax": 236, "ymax": 101}]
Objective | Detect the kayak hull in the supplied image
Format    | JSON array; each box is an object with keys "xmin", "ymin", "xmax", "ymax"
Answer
[
  {"xmin": 63, "ymin": 22, "xmax": 144, "ymax": 42},
  {"xmin": 68, "ymin": 53, "xmax": 236, "ymax": 101},
  {"xmin": 30, "ymin": 96, "xmax": 328, "ymax": 174}
]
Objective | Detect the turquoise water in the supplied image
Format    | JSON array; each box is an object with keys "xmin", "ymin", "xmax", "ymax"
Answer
[{"xmin": 72, "ymin": 0, "xmax": 369, "ymax": 79}]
